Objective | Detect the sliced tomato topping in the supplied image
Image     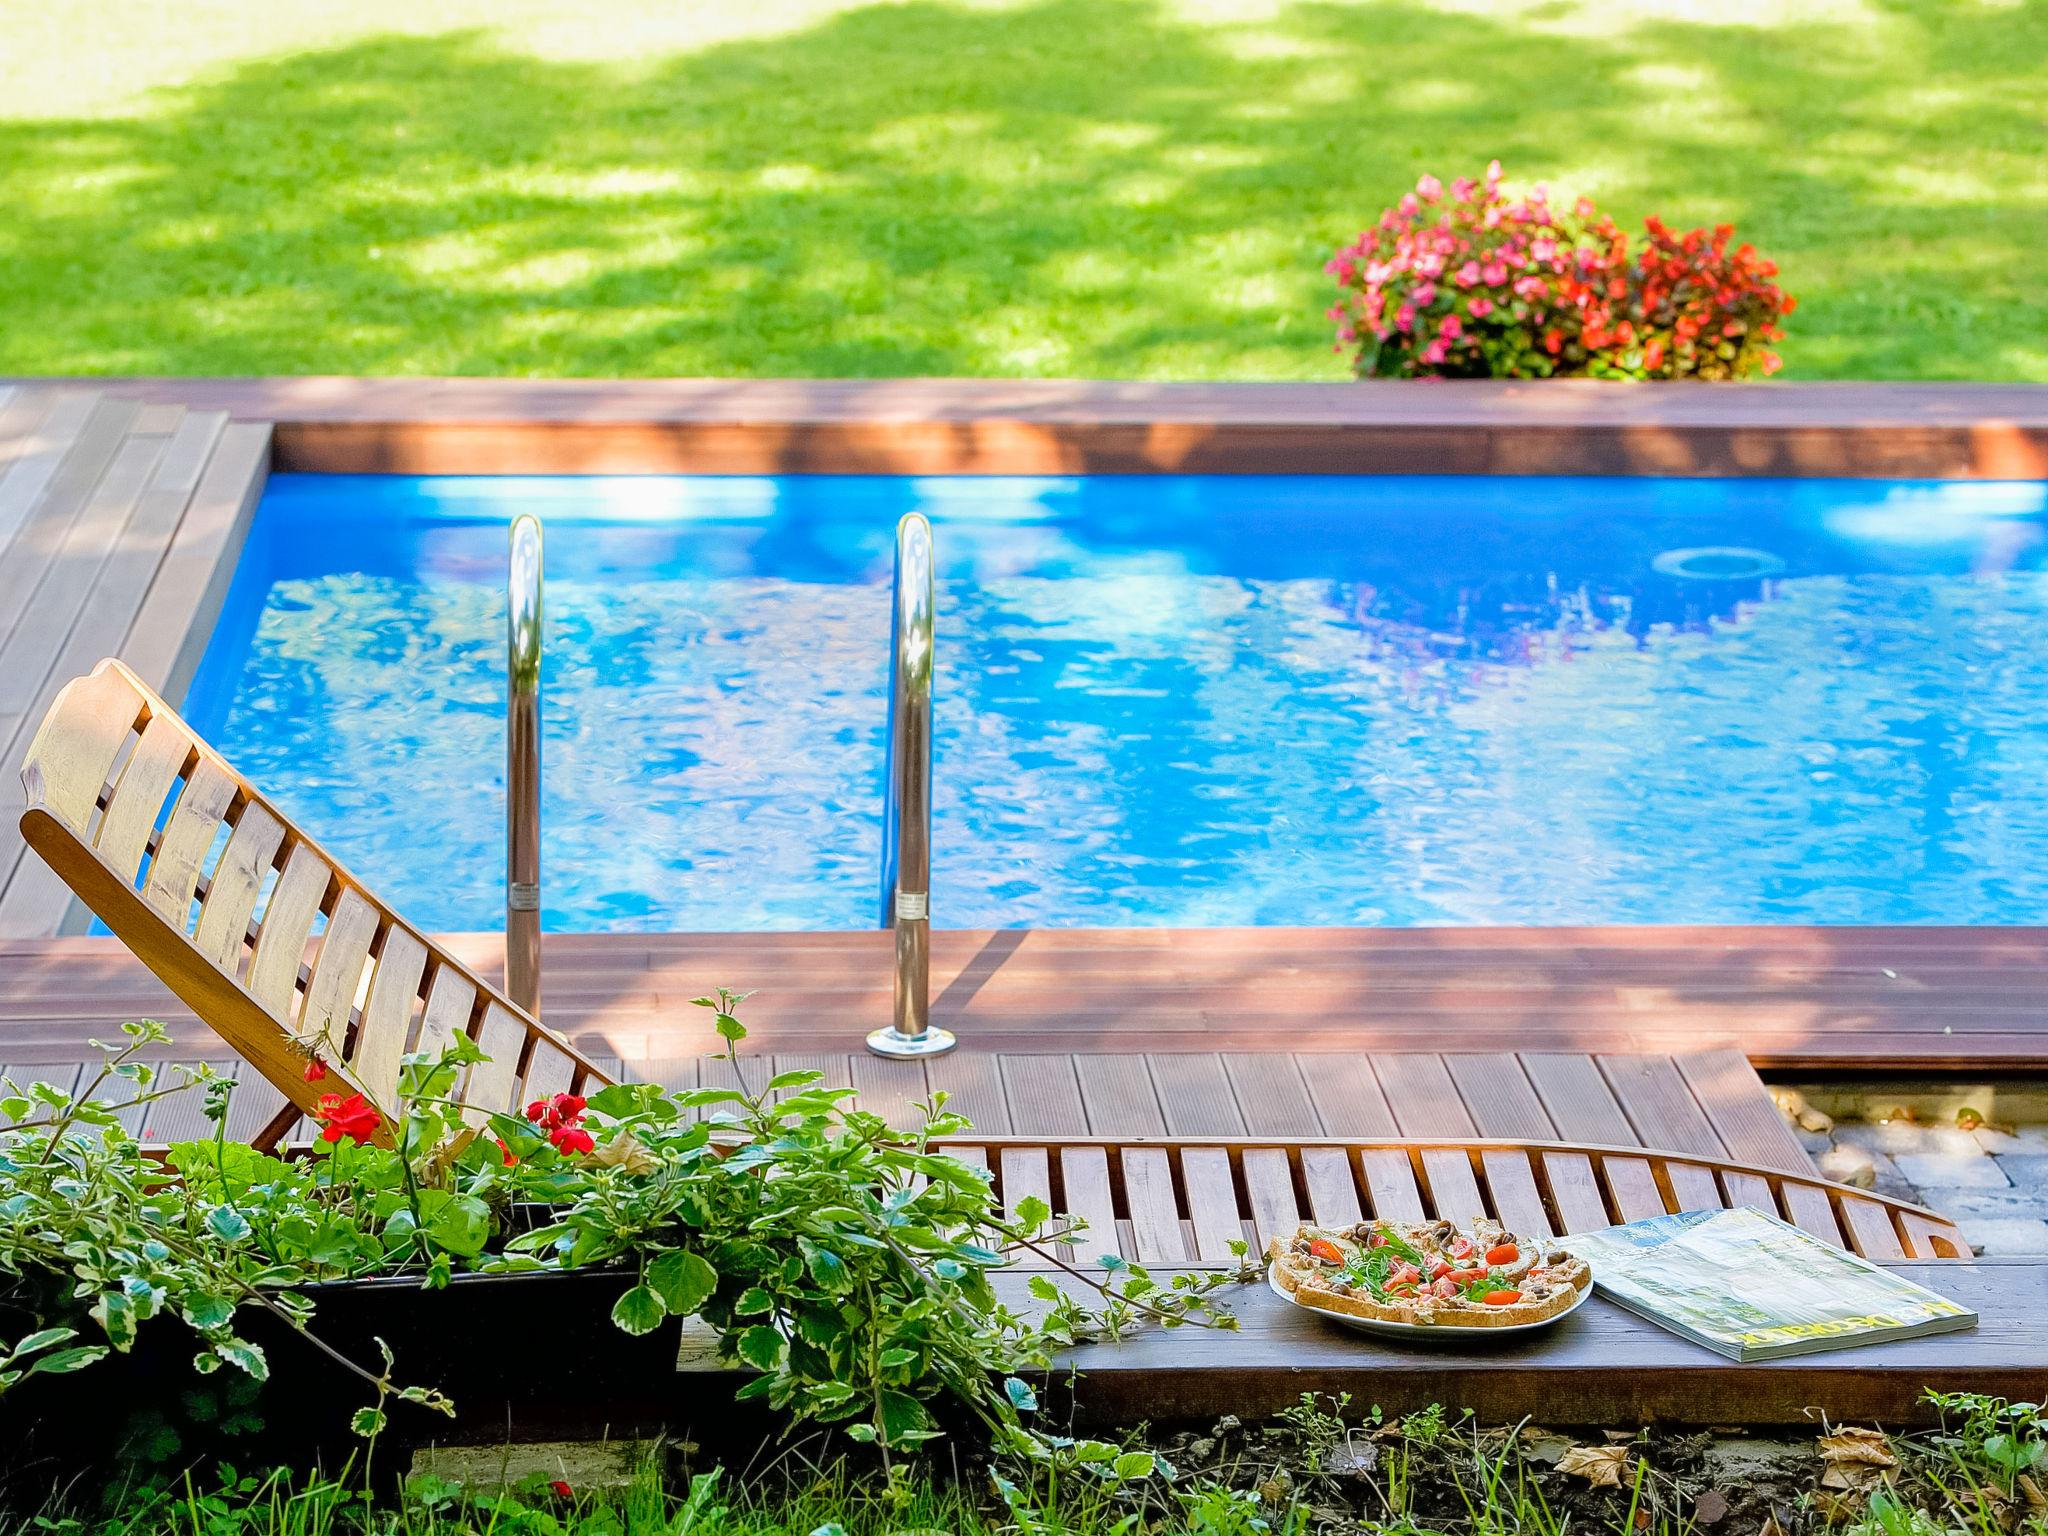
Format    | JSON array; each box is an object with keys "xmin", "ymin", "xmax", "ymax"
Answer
[
  {"xmin": 1481, "ymin": 1290, "xmax": 1523, "ymax": 1306},
  {"xmin": 1451, "ymin": 1236, "xmax": 1475, "ymax": 1260},
  {"xmin": 1307, "ymin": 1237, "xmax": 1346, "ymax": 1265},
  {"xmin": 1389, "ymin": 1261, "xmax": 1422, "ymax": 1287},
  {"xmin": 1428, "ymin": 1258, "xmax": 1453, "ymax": 1281},
  {"xmin": 1485, "ymin": 1243, "xmax": 1520, "ymax": 1267}
]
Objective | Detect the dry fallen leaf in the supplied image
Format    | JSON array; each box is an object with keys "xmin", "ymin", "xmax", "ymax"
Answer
[
  {"xmin": 2019, "ymin": 1474, "xmax": 2046, "ymax": 1513},
  {"xmin": 1692, "ymin": 1489, "xmax": 1731, "ymax": 1526},
  {"xmin": 1819, "ymin": 1427, "xmax": 1897, "ymax": 1469},
  {"xmin": 1759, "ymin": 1514, "xmax": 1787, "ymax": 1536},
  {"xmin": 588, "ymin": 1129, "xmax": 656, "ymax": 1175},
  {"xmin": 1557, "ymin": 1445, "xmax": 1631, "ymax": 1489}
]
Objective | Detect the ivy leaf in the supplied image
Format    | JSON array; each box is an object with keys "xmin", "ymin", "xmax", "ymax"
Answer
[
  {"xmin": 734, "ymin": 1286, "xmax": 776, "ymax": 1317},
  {"xmin": 646, "ymin": 1251, "xmax": 717, "ymax": 1317},
  {"xmin": 214, "ymin": 1338, "xmax": 268, "ymax": 1381},
  {"xmin": 351, "ymin": 1407, "xmax": 387, "ymax": 1438},
  {"xmin": 799, "ymin": 1240, "xmax": 850, "ymax": 1293},
  {"xmin": 736, "ymin": 1325, "xmax": 784, "ymax": 1371},
  {"xmin": 877, "ymin": 1391, "xmax": 936, "ymax": 1447},
  {"xmin": 1112, "ymin": 1451, "xmax": 1157, "ymax": 1481},
  {"xmin": 205, "ymin": 1205, "xmax": 252, "ymax": 1244},
  {"xmin": 1004, "ymin": 1377, "xmax": 1038, "ymax": 1413},
  {"xmin": 27, "ymin": 1346, "xmax": 108, "ymax": 1376},
  {"xmin": 180, "ymin": 1293, "xmax": 235, "ymax": 1331},
  {"xmin": 610, "ymin": 1285, "xmax": 666, "ymax": 1337},
  {"xmin": 1013, "ymin": 1194, "xmax": 1051, "ymax": 1230},
  {"xmin": 91, "ymin": 1289, "xmax": 136, "ymax": 1349},
  {"xmin": 9, "ymin": 1327, "xmax": 77, "ymax": 1357}
]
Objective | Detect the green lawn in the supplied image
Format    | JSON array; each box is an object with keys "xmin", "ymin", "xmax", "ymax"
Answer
[{"xmin": 1, "ymin": 0, "xmax": 2042, "ymax": 381}]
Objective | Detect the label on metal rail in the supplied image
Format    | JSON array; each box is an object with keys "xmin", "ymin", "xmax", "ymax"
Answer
[
  {"xmin": 508, "ymin": 882, "xmax": 541, "ymax": 912},
  {"xmin": 894, "ymin": 891, "xmax": 928, "ymax": 922}
]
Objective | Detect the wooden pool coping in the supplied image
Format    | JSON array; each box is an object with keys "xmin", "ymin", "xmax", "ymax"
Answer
[{"xmin": 10, "ymin": 376, "xmax": 2048, "ymax": 478}]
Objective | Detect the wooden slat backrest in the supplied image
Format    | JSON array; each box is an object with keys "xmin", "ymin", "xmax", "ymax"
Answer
[
  {"xmin": 940, "ymin": 1135, "xmax": 1972, "ymax": 1266},
  {"xmin": 18, "ymin": 659, "xmax": 613, "ymax": 1144}
]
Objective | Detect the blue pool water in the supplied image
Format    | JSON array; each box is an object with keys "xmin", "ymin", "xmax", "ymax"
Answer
[{"xmin": 183, "ymin": 472, "xmax": 2048, "ymax": 932}]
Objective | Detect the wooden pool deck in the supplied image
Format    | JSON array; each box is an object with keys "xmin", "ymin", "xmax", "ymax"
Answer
[
  {"xmin": 0, "ymin": 385, "xmax": 270, "ymax": 936},
  {"xmin": 1, "ymin": 376, "xmax": 2046, "ymax": 1162}
]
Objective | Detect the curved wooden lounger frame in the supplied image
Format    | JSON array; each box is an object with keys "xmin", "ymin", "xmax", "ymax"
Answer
[
  {"xmin": 936, "ymin": 1135, "xmax": 1970, "ymax": 1266},
  {"xmin": 17, "ymin": 659, "xmax": 614, "ymax": 1147}
]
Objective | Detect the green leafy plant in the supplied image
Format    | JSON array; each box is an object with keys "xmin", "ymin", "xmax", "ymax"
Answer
[{"xmin": 0, "ymin": 1001, "xmax": 1249, "ymax": 1458}]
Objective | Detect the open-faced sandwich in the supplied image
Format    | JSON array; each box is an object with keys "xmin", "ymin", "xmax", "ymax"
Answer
[{"xmin": 1268, "ymin": 1217, "xmax": 1592, "ymax": 1328}]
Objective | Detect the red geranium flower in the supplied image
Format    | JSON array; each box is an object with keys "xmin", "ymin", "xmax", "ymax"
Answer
[
  {"xmin": 550, "ymin": 1125, "xmax": 595, "ymax": 1156},
  {"xmin": 303, "ymin": 1057, "xmax": 328, "ymax": 1083},
  {"xmin": 313, "ymin": 1092, "xmax": 379, "ymax": 1145},
  {"xmin": 524, "ymin": 1092, "xmax": 590, "ymax": 1139},
  {"xmin": 548, "ymin": 1481, "xmax": 572, "ymax": 1499},
  {"xmin": 494, "ymin": 1137, "xmax": 518, "ymax": 1167}
]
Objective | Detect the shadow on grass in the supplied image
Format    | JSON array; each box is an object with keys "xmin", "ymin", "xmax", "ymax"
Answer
[{"xmin": 0, "ymin": 0, "xmax": 2041, "ymax": 380}]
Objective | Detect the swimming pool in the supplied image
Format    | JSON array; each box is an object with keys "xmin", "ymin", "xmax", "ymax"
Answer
[{"xmin": 182, "ymin": 472, "xmax": 2048, "ymax": 933}]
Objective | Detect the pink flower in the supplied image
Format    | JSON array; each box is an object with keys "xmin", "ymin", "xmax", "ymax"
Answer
[
  {"xmin": 1468, "ymin": 296, "xmax": 1494, "ymax": 318},
  {"xmin": 1420, "ymin": 338, "xmax": 1450, "ymax": 365},
  {"xmin": 1398, "ymin": 193, "xmax": 1419, "ymax": 216},
  {"xmin": 1531, "ymin": 238, "xmax": 1556, "ymax": 263},
  {"xmin": 1416, "ymin": 173, "xmax": 1442, "ymax": 200},
  {"xmin": 1439, "ymin": 314, "xmax": 1464, "ymax": 340},
  {"xmin": 1451, "ymin": 177, "xmax": 1477, "ymax": 201},
  {"xmin": 1413, "ymin": 281, "xmax": 1437, "ymax": 307},
  {"xmin": 1482, "ymin": 260, "xmax": 1509, "ymax": 286},
  {"xmin": 1395, "ymin": 304, "xmax": 1415, "ymax": 333},
  {"xmin": 1455, "ymin": 261, "xmax": 1481, "ymax": 287}
]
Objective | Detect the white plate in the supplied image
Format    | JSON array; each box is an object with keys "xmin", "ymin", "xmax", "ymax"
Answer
[{"xmin": 1266, "ymin": 1263, "xmax": 1595, "ymax": 1340}]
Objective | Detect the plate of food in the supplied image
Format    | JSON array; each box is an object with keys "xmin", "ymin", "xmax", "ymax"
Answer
[{"xmin": 1266, "ymin": 1217, "xmax": 1594, "ymax": 1339}]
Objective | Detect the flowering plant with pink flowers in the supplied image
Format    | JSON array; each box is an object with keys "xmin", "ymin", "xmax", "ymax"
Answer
[{"xmin": 1326, "ymin": 164, "xmax": 1794, "ymax": 381}]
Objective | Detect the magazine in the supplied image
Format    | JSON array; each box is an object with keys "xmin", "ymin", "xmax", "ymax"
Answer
[{"xmin": 1565, "ymin": 1207, "xmax": 1976, "ymax": 1361}]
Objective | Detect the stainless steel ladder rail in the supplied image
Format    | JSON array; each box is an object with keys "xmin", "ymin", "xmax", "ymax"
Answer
[
  {"xmin": 870, "ymin": 513, "xmax": 954, "ymax": 1057},
  {"xmin": 506, "ymin": 513, "xmax": 543, "ymax": 1015}
]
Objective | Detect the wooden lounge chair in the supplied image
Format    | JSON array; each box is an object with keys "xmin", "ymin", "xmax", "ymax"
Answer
[
  {"xmin": 17, "ymin": 658, "xmax": 613, "ymax": 1147},
  {"xmin": 936, "ymin": 1134, "xmax": 1970, "ymax": 1267}
]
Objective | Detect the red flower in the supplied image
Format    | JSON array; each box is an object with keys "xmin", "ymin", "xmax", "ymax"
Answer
[
  {"xmin": 548, "ymin": 1481, "xmax": 572, "ymax": 1499},
  {"xmin": 303, "ymin": 1057, "xmax": 328, "ymax": 1083},
  {"xmin": 550, "ymin": 1125, "xmax": 595, "ymax": 1156},
  {"xmin": 495, "ymin": 1137, "xmax": 519, "ymax": 1167},
  {"xmin": 524, "ymin": 1092, "xmax": 590, "ymax": 1139},
  {"xmin": 313, "ymin": 1092, "xmax": 379, "ymax": 1145}
]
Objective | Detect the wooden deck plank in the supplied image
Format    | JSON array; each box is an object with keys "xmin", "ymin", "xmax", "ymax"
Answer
[
  {"xmin": 1676, "ymin": 1049, "xmax": 1819, "ymax": 1175},
  {"xmin": 120, "ymin": 419, "xmax": 270, "ymax": 704},
  {"xmin": 1121, "ymin": 1147, "xmax": 1189, "ymax": 1262},
  {"xmin": 1521, "ymin": 1053, "xmax": 1640, "ymax": 1146},
  {"xmin": 1071, "ymin": 1054, "xmax": 1165, "ymax": 1136},
  {"xmin": 1148, "ymin": 1054, "xmax": 1246, "ymax": 1136},
  {"xmin": 1241, "ymin": 1147, "xmax": 1303, "ymax": 1249},
  {"xmin": 1480, "ymin": 1148, "xmax": 1559, "ymax": 1240},
  {"xmin": 1181, "ymin": 1147, "xmax": 1247, "ymax": 1261},
  {"xmin": 926, "ymin": 1053, "xmax": 1011, "ymax": 1134},
  {"xmin": 1445, "ymin": 1054, "xmax": 1556, "ymax": 1140},
  {"xmin": 0, "ymin": 392, "xmax": 94, "ymax": 558},
  {"xmin": 60, "ymin": 375, "xmax": 2048, "ymax": 482},
  {"xmin": 1373, "ymin": 1055, "xmax": 1478, "ymax": 1138},
  {"xmin": 1009, "ymin": 1259, "xmax": 2047, "ymax": 1430},
  {"xmin": 846, "ymin": 1055, "xmax": 929, "ymax": 1130},
  {"xmin": 999, "ymin": 1054, "xmax": 1087, "ymax": 1137},
  {"xmin": 1597, "ymin": 1054, "xmax": 1729, "ymax": 1159},
  {"xmin": 1297, "ymin": 1054, "xmax": 1395, "ymax": 1136},
  {"xmin": 1299, "ymin": 1146, "xmax": 1363, "ymax": 1225},
  {"xmin": 0, "ymin": 397, "xmax": 139, "ymax": 655},
  {"xmin": 1220, "ymin": 1053, "xmax": 1319, "ymax": 1137},
  {"xmin": 1057, "ymin": 1145, "xmax": 1121, "ymax": 1263}
]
